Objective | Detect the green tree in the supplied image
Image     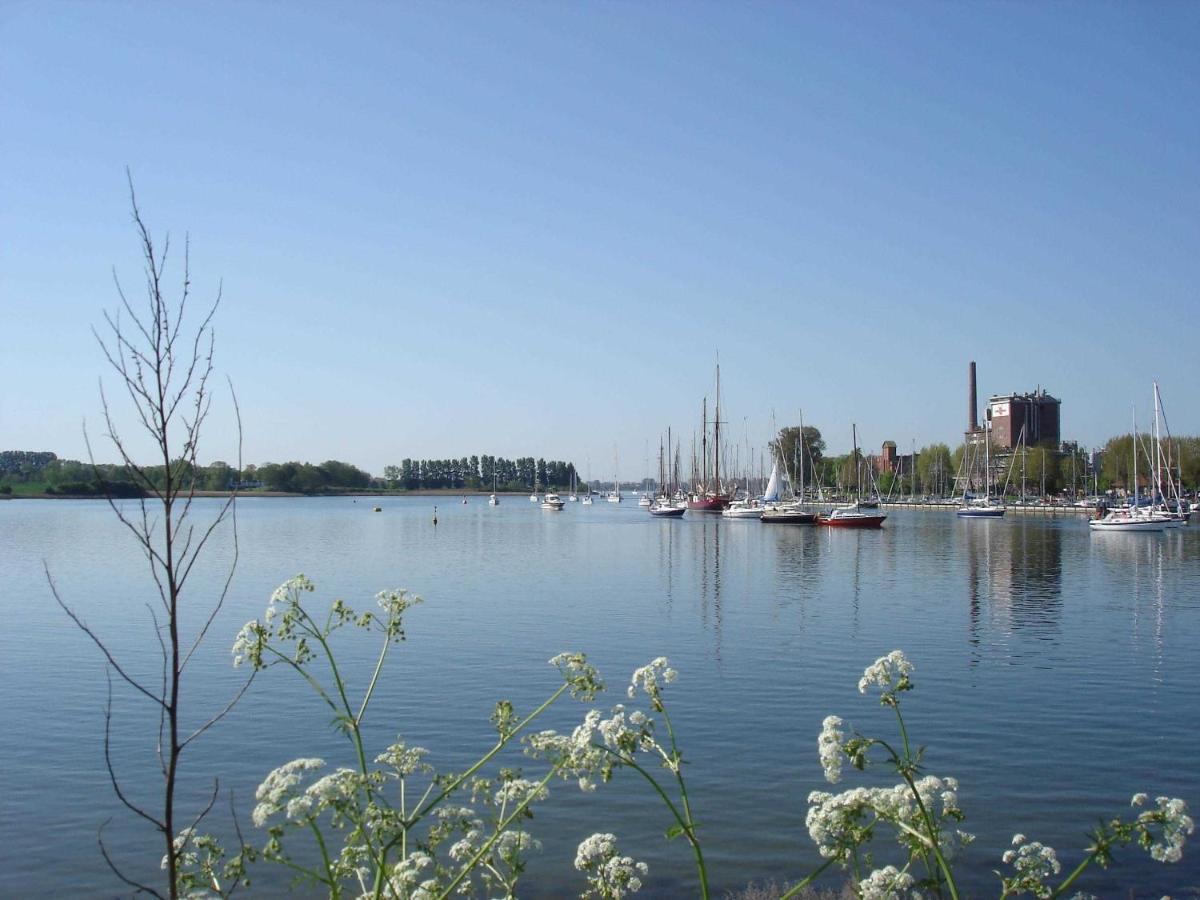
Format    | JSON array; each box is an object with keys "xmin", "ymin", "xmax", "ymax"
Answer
[{"xmin": 770, "ymin": 425, "xmax": 824, "ymax": 485}]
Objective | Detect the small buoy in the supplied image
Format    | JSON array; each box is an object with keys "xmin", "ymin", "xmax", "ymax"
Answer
[
  {"xmin": 373, "ymin": 506, "xmax": 382, "ymax": 512},
  {"xmin": 433, "ymin": 505, "xmax": 438, "ymax": 526}
]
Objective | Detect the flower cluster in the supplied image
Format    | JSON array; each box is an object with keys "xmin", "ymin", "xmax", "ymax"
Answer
[
  {"xmin": 818, "ymin": 715, "xmax": 845, "ymax": 784},
  {"xmin": 550, "ymin": 652, "xmax": 605, "ymax": 701},
  {"xmin": 628, "ymin": 657, "xmax": 677, "ymax": 710},
  {"xmin": 575, "ymin": 832, "xmax": 648, "ymax": 898},
  {"xmin": 251, "ymin": 757, "xmax": 326, "ymax": 827},
  {"xmin": 999, "ymin": 833, "xmax": 1061, "ymax": 898},
  {"xmin": 232, "ymin": 576, "xmax": 422, "ymax": 671},
  {"xmin": 1131, "ymin": 793, "xmax": 1194, "ymax": 863},
  {"xmin": 858, "ymin": 650, "xmax": 914, "ymax": 705},
  {"xmin": 806, "ymin": 775, "xmax": 970, "ymax": 864},
  {"xmin": 858, "ymin": 864, "xmax": 915, "ymax": 899}
]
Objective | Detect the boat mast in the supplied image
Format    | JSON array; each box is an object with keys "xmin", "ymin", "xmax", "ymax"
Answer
[
  {"xmin": 852, "ymin": 423, "xmax": 859, "ymax": 501},
  {"xmin": 701, "ymin": 397, "xmax": 708, "ymax": 493},
  {"xmin": 1132, "ymin": 407, "xmax": 1139, "ymax": 509},
  {"xmin": 714, "ymin": 363, "xmax": 721, "ymax": 495}
]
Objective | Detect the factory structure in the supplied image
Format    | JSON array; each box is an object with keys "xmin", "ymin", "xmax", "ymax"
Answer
[
  {"xmin": 966, "ymin": 360, "xmax": 1061, "ymax": 452},
  {"xmin": 874, "ymin": 362, "xmax": 1065, "ymax": 494}
]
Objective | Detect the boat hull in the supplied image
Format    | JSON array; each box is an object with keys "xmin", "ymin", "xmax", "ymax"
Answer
[
  {"xmin": 817, "ymin": 513, "xmax": 886, "ymax": 528},
  {"xmin": 761, "ymin": 509, "xmax": 817, "ymax": 524},
  {"xmin": 687, "ymin": 494, "xmax": 730, "ymax": 512},
  {"xmin": 956, "ymin": 507, "xmax": 1006, "ymax": 518},
  {"xmin": 649, "ymin": 505, "xmax": 686, "ymax": 518},
  {"xmin": 1088, "ymin": 518, "xmax": 1165, "ymax": 532}
]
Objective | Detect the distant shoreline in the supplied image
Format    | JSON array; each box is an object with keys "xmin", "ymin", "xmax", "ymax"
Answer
[{"xmin": 9, "ymin": 488, "xmax": 570, "ymax": 500}]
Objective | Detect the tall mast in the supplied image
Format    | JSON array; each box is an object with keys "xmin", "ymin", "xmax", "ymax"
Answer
[
  {"xmin": 852, "ymin": 423, "xmax": 859, "ymax": 500},
  {"xmin": 1153, "ymin": 382, "xmax": 1162, "ymax": 506},
  {"xmin": 714, "ymin": 363, "xmax": 721, "ymax": 494},
  {"xmin": 1132, "ymin": 406, "xmax": 1139, "ymax": 508},
  {"xmin": 701, "ymin": 397, "xmax": 708, "ymax": 490},
  {"xmin": 799, "ymin": 410, "xmax": 806, "ymax": 501}
]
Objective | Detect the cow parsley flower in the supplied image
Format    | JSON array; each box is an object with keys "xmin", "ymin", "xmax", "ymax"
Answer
[
  {"xmin": 493, "ymin": 777, "xmax": 549, "ymax": 808},
  {"xmin": 858, "ymin": 864, "xmax": 915, "ymax": 899},
  {"xmin": 376, "ymin": 740, "xmax": 431, "ymax": 777},
  {"xmin": 818, "ymin": 715, "xmax": 845, "ymax": 784},
  {"xmin": 859, "ymin": 650, "xmax": 914, "ymax": 702},
  {"xmin": 628, "ymin": 657, "xmax": 677, "ymax": 704},
  {"xmin": 253, "ymin": 757, "xmax": 325, "ymax": 827},
  {"xmin": 1001, "ymin": 833, "xmax": 1061, "ymax": 898},
  {"xmin": 575, "ymin": 833, "xmax": 648, "ymax": 897},
  {"xmin": 1134, "ymin": 795, "xmax": 1194, "ymax": 863}
]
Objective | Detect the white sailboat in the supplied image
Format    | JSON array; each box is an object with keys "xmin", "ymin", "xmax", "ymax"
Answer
[
  {"xmin": 957, "ymin": 421, "xmax": 1005, "ymax": 518},
  {"xmin": 607, "ymin": 447, "xmax": 621, "ymax": 502},
  {"xmin": 1090, "ymin": 407, "xmax": 1168, "ymax": 533},
  {"xmin": 489, "ymin": 470, "xmax": 499, "ymax": 506}
]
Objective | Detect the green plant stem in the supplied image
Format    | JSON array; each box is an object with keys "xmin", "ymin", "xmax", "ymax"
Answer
[
  {"xmin": 898, "ymin": 768, "xmax": 959, "ymax": 900},
  {"xmin": 306, "ymin": 622, "xmax": 370, "ymax": 779},
  {"xmin": 1049, "ymin": 853, "xmax": 1096, "ymax": 897},
  {"xmin": 435, "ymin": 767, "xmax": 559, "ymax": 899},
  {"xmin": 357, "ymin": 626, "xmax": 395, "ymax": 723},
  {"xmin": 411, "ymin": 682, "xmax": 569, "ymax": 823},
  {"xmin": 371, "ymin": 682, "xmax": 572, "ymax": 897},
  {"xmin": 776, "ymin": 856, "xmax": 839, "ymax": 900},
  {"xmin": 263, "ymin": 644, "xmax": 340, "ymax": 717},
  {"xmin": 309, "ymin": 820, "xmax": 339, "ymax": 898},
  {"xmin": 598, "ymin": 746, "xmax": 710, "ymax": 900}
]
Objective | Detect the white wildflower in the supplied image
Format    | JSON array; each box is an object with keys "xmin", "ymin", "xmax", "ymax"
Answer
[
  {"xmin": 858, "ymin": 864, "xmax": 915, "ymax": 900},
  {"xmin": 575, "ymin": 833, "xmax": 648, "ymax": 897},
  {"xmin": 858, "ymin": 650, "xmax": 914, "ymax": 695},
  {"xmin": 818, "ymin": 715, "xmax": 845, "ymax": 784},
  {"xmin": 493, "ymin": 778, "xmax": 549, "ymax": 808},
  {"xmin": 376, "ymin": 740, "xmax": 431, "ymax": 776},
  {"xmin": 1131, "ymin": 793, "xmax": 1149, "ymax": 807},
  {"xmin": 628, "ymin": 657, "xmax": 677, "ymax": 701},
  {"xmin": 253, "ymin": 758, "xmax": 325, "ymax": 827},
  {"xmin": 1002, "ymin": 834, "xmax": 1061, "ymax": 894},
  {"xmin": 1138, "ymin": 795, "xmax": 1193, "ymax": 863}
]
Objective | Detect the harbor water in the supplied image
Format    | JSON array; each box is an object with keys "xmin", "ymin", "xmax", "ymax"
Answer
[{"xmin": 1, "ymin": 496, "xmax": 1197, "ymax": 897}]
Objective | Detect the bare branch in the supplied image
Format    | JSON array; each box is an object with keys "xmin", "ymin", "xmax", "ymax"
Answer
[
  {"xmin": 103, "ymin": 672, "xmax": 166, "ymax": 830},
  {"xmin": 98, "ymin": 821, "xmax": 166, "ymax": 899},
  {"xmin": 48, "ymin": 566, "xmax": 165, "ymax": 709},
  {"xmin": 181, "ymin": 673, "xmax": 254, "ymax": 750}
]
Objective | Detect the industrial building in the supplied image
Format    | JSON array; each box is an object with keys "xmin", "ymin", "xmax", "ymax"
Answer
[{"xmin": 987, "ymin": 390, "xmax": 1061, "ymax": 450}]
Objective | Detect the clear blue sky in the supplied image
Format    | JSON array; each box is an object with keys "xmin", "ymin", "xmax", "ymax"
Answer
[{"xmin": 3, "ymin": 1, "xmax": 1198, "ymax": 476}]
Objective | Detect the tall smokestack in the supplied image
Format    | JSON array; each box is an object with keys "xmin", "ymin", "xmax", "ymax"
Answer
[{"xmin": 968, "ymin": 361, "xmax": 978, "ymax": 431}]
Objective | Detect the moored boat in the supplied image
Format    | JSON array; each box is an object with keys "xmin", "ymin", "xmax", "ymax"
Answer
[
  {"xmin": 817, "ymin": 503, "xmax": 886, "ymax": 528},
  {"xmin": 540, "ymin": 492, "xmax": 565, "ymax": 510},
  {"xmin": 761, "ymin": 504, "xmax": 817, "ymax": 524},
  {"xmin": 649, "ymin": 497, "xmax": 686, "ymax": 518}
]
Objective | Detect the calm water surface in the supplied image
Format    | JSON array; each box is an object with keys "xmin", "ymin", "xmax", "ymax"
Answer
[{"xmin": 2, "ymin": 497, "xmax": 1198, "ymax": 897}]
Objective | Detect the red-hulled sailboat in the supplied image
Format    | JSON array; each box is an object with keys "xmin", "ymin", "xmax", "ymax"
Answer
[
  {"xmin": 816, "ymin": 424, "xmax": 886, "ymax": 528},
  {"xmin": 687, "ymin": 363, "xmax": 731, "ymax": 512}
]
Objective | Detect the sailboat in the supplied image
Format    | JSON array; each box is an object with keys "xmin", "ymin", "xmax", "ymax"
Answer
[
  {"xmin": 957, "ymin": 420, "xmax": 1006, "ymax": 518},
  {"xmin": 607, "ymin": 447, "xmax": 621, "ymax": 502},
  {"xmin": 489, "ymin": 470, "xmax": 499, "ymax": 506},
  {"xmin": 817, "ymin": 425, "xmax": 886, "ymax": 528},
  {"xmin": 1150, "ymin": 383, "xmax": 1186, "ymax": 527},
  {"xmin": 568, "ymin": 468, "xmax": 578, "ymax": 502},
  {"xmin": 1090, "ymin": 406, "xmax": 1168, "ymax": 532},
  {"xmin": 581, "ymin": 459, "xmax": 594, "ymax": 505},
  {"xmin": 650, "ymin": 431, "xmax": 686, "ymax": 517},
  {"xmin": 687, "ymin": 363, "xmax": 732, "ymax": 512},
  {"xmin": 761, "ymin": 416, "xmax": 817, "ymax": 523}
]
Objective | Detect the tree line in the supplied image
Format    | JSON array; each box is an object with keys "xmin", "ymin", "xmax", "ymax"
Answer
[
  {"xmin": 0, "ymin": 452, "xmax": 582, "ymax": 495},
  {"xmin": 382, "ymin": 456, "xmax": 580, "ymax": 491}
]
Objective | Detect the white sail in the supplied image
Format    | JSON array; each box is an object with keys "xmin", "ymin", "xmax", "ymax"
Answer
[{"xmin": 763, "ymin": 462, "xmax": 782, "ymax": 502}]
